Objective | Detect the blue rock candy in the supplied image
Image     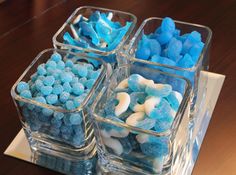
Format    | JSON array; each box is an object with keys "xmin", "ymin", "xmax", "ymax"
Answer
[
  {"xmin": 43, "ymin": 76, "xmax": 55, "ymax": 86},
  {"xmin": 177, "ymin": 53, "xmax": 194, "ymax": 68},
  {"xmin": 157, "ymin": 31, "xmax": 173, "ymax": 45},
  {"xmin": 148, "ymin": 39, "xmax": 161, "ymax": 56},
  {"xmin": 72, "ymin": 82, "xmax": 84, "ymax": 95},
  {"xmin": 17, "ymin": 81, "xmax": 29, "ymax": 93},
  {"xmin": 50, "ymin": 52, "xmax": 62, "ymax": 62},
  {"xmin": 161, "ymin": 17, "xmax": 175, "ymax": 33},
  {"xmin": 135, "ymin": 47, "xmax": 150, "ymax": 60},
  {"xmin": 80, "ymin": 21, "xmax": 100, "ymax": 46},
  {"xmin": 167, "ymin": 38, "xmax": 182, "ymax": 61},
  {"xmin": 40, "ymin": 86, "xmax": 53, "ymax": 96}
]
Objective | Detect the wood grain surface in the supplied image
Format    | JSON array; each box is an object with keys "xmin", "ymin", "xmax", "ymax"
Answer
[{"xmin": 0, "ymin": 0, "xmax": 235, "ymax": 174}]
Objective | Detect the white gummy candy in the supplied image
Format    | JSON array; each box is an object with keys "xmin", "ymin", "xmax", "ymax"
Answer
[
  {"xmin": 115, "ymin": 92, "xmax": 130, "ymax": 116},
  {"xmin": 126, "ymin": 112, "xmax": 145, "ymax": 126},
  {"xmin": 103, "ymin": 137, "xmax": 123, "ymax": 155},
  {"xmin": 173, "ymin": 91, "xmax": 183, "ymax": 104},
  {"xmin": 109, "ymin": 128, "xmax": 129, "ymax": 138},
  {"xmin": 116, "ymin": 78, "xmax": 128, "ymax": 90},
  {"xmin": 136, "ymin": 133, "xmax": 149, "ymax": 144}
]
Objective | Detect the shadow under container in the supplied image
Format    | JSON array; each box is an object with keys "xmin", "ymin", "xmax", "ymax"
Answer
[
  {"xmin": 53, "ymin": 6, "xmax": 137, "ymax": 67},
  {"xmin": 11, "ymin": 48, "xmax": 107, "ymax": 174},
  {"xmin": 92, "ymin": 63, "xmax": 191, "ymax": 175},
  {"xmin": 125, "ymin": 17, "xmax": 212, "ymax": 112}
]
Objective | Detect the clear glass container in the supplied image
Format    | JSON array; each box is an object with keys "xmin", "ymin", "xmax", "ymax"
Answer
[
  {"xmin": 125, "ymin": 17, "xmax": 212, "ymax": 111},
  {"xmin": 92, "ymin": 63, "xmax": 191, "ymax": 175},
  {"xmin": 11, "ymin": 48, "xmax": 107, "ymax": 156},
  {"xmin": 53, "ymin": 6, "xmax": 137, "ymax": 65}
]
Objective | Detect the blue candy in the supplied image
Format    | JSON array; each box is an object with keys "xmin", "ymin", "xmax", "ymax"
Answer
[
  {"xmin": 17, "ymin": 81, "xmax": 29, "ymax": 93},
  {"xmin": 60, "ymin": 72, "xmax": 73, "ymax": 83},
  {"xmin": 85, "ymin": 79, "xmax": 95, "ymax": 89},
  {"xmin": 140, "ymin": 141, "xmax": 169, "ymax": 157},
  {"xmin": 65, "ymin": 60, "xmax": 74, "ymax": 68},
  {"xmin": 129, "ymin": 92, "xmax": 146, "ymax": 111},
  {"xmin": 73, "ymin": 96, "xmax": 84, "ymax": 108},
  {"xmin": 63, "ymin": 82, "xmax": 72, "ymax": 93},
  {"xmin": 57, "ymin": 60, "xmax": 65, "ymax": 70},
  {"xmin": 43, "ymin": 76, "xmax": 55, "ymax": 86},
  {"xmin": 46, "ymin": 60, "xmax": 57, "ymax": 69},
  {"xmin": 72, "ymin": 82, "xmax": 84, "ymax": 95},
  {"xmin": 20, "ymin": 90, "xmax": 32, "ymax": 99},
  {"xmin": 37, "ymin": 64, "xmax": 47, "ymax": 75},
  {"xmin": 40, "ymin": 86, "xmax": 53, "ymax": 96},
  {"xmin": 50, "ymin": 52, "xmax": 62, "ymax": 62},
  {"xmin": 65, "ymin": 100, "xmax": 76, "ymax": 110},
  {"xmin": 161, "ymin": 17, "xmax": 175, "ymax": 33},
  {"xmin": 59, "ymin": 91, "xmax": 70, "ymax": 103},
  {"xmin": 69, "ymin": 113, "xmax": 82, "ymax": 125},
  {"xmin": 149, "ymin": 99, "xmax": 173, "ymax": 120},
  {"xmin": 46, "ymin": 94, "xmax": 58, "ymax": 105},
  {"xmin": 145, "ymin": 83, "xmax": 172, "ymax": 97},
  {"xmin": 42, "ymin": 108, "xmax": 54, "ymax": 116},
  {"xmin": 118, "ymin": 137, "xmax": 132, "ymax": 155},
  {"xmin": 35, "ymin": 96, "xmax": 46, "ymax": 104},
  {"xmin": 52, "ymin": 84, "xmax": 64, "ymax": 95}
]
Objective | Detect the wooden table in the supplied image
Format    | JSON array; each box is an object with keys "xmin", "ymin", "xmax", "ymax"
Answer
[{"xmin": 0, "ymin": 0, "xmax": 235, "ymax": 174}]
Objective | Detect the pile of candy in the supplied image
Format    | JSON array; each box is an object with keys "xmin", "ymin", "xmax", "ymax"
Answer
[
  {"xmin": 63, "ymin": 11, "xmax": 132, "ymax": 52},
  {"xmin": 135, "ymin": 17, "xmax": 205, "ymax": 69},
  {"xmin": 99, "ymin": 74, "xmax": 183, "ymax": 172},
  {"xmin": 16, "ymin": 52, "xmax": 101, "ymax": 147},
  {"xmin": 35, "ymin": 151, "xmax": 96, "ymax": 175}
]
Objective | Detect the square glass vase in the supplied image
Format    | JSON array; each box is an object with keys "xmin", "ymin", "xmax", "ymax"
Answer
[
  {"xmin": 92, "ymin": 63, "xmax": 191, "ymax": 175},
  {"xmin": 53, "ymin": 6, "xmax": 137, "ymax": 66},
  {"xmin": 11, "ymin": 48, "xmax": 107, "ymax": 157},
  {"xmin": 125, "ymin": 17, "xmax": 212, "ymax": 113}
]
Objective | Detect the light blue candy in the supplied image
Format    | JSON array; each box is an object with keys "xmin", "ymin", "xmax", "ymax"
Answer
[
  {"xmin": 72, "ymin": 133, "xmax": 85, "ymax": 146},
  {"xmin": 165, "ymin": 92, "xmax": 181, "ymax": 111},
  {"xmin": 155, "ymin": 116, "xmax": 174, "ymax": 132},
  {"xmin": 53, "ymin": 111, "xmax": 64, "ymax": 120},
  {"xmin": 37, "ymin": 64, "xmax": 47, "ymax": 75},
  {"xmin": 38, "ymin": 113, "xmax": 51, "ymax": 122},
  {"xmin": 128, "ymin": 74, "xmax": 145, "ymax": 92},
  {"xmin": 65, "ymin": 100, "xmax": 76, "ymax": 110},
  {"xmin": 46, "ymin": 60, "xmax": 57, "ymax": 69},
  {"xmin": 78, "ymin": 77, "xmax": 87, "ymax": 85},
  {"xmin": 20, "ymin": 90, "xmax": 32, "ymax": 99},
  {"xmin": 60, "ymin": 72, "xmax": 73, "ymax": 83},
  {"xmin": 104, "ymin": 98, "xmax": 118, "ymax": 116},
  {"xmin": 46, "ymin": 94, "xmax": 58, "ymax": 105},
  {"xmin": 59, "ymin": 91, "xmax": 70, "ymax": 103},
  {"xmin": 17, "ymin": 81, "xmax": 29, "ymax": 93},
  {"xmin": 43, "ymin": 76, "xmax": 55, "ymax": 86},
  {"xmin": 57, "ymin": 60, "xmax": 65, "ymax": 70},
  {"xmin": 49, "ymin": 126, "xmax": 61, "ymax": 136},
  {"xmin": 140, "ymin": 140, "xmax": 169, "ymax": 157},
  {"xmin": 35, "ymin": 96, "xmax": 46, "ymax": 104},
  {"xmin": 167, "ymin": 38, "xmax": 182, "ymax": 61},
  {"xmin": 40, "ymin": 86, "xmax": 53, "ymax": 96},
  {"xmin": 136, "ymin": 118, "xmax": 156, "ymax": 130},
  {"xmin": 80, "ymin": 21, "xmax": 100, "ymax": 46},
  {"xmin": 69, "ymin": 113, "xmax": 82, "ymax": 125},
  {"xmin": 72, "ymin": 82, "xmax": 84, "ymax": 95},
  {"xmin": 157, "ymin": 32, "xmax": 172, "ymax": 45},
  {"xmin": 50, "ymin": 52, "xmax": 62, "ymax": 62},
  {"xmin": 177, "ymin": 53, "xmax": 194, "ymax": 68},
  {"xmin": 145, "ymin": 83, "xmax": 172, "ymax": 97},
  {"xmin": 135, "ymin": 47, "xmax": 150, "ymax": 60},
  {"xmin": 52, "ymin": 84, "xmax": 63, "ymax": 95},
  {"xmin": 63, "ymin": 82, "xmax": 72, "ymax": 93},
  {"xmin": 149, "ymin": 99, "xmax": 173, "ymax": 119},
  {"xmin": 73, "ymin": 96, "xmax": 84, "ymax": 108},
  {"xmin": 149, "ymin": 39, "xmax": 161, "ymax": 56},
  {"xmin": 65, "ymin": 60, "xmax": 74, "ymax": 68},
  {"xmin": 51, "ymin": 117, "xmax": 62, "ymax": 128},
  {"xmin": 42, "ymin": 108, "xmax": 53, "ymax": 116}
]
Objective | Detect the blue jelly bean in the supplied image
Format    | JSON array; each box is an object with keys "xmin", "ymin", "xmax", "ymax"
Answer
[
  {"xmin": 145, "ymin": 84, "xmax": 172, "ymax": 97},
  {"xmin": 52, "ymin": 84, "xmax": 63, "ymax": 95},
  {"xmin": 42, "ymin": 108, "xmax": 53, "ymax": 116},
  {"xmin": 69, "ymin": 113, "xmax": 82, "ymax": 125},
  {"xmin": 63, "ymin": 82, "xmax": 72, "ymax": 93},
  {"xmin": 35, "ymin": 96, "xmax": 46, "ymax": 104},
  {"xmin": 40, "ymin": 86, "xmax": 53, "ymax": 96},
  {"xmin": 46, "ymin": 94, "xmax": 58, "ymax": 105},
  {"xmin": 135, "ymin": 47, "xmax": 150, "ymax": 60},
  {"xmin": 37, "ymin": 64, "xmax": 47, "ymax": 75},
  {"xmin": 72, "ymin": 83, "xmax": 84, "ymax": 95},
  {"xmin": 65, "ymin": 100, "xmax": 76, "ymax": 110},
  {"xmin": 43, "ymin": 76, "xmax": 55, "ymax": 86},
  {"xmin": 50, "ymin": 52, "xmax": 62, "ymax": 62},
  {"xmin": 161, "ymin": 17, "xmax": 175, "ymax": 33},
  {"xmin": 20, "ymin": 90, "xmax": 32, "ymax": 99},
  {"xmin": 46, "ymin": 60, "xmax": 57, "ymax": 69},
  {"xmin": 60, "ymin": 72, "xmax": 73, "ymax": 83},
  {"xmin": 59, "ymin": 91, "xmax": 70, "ymax": 103},
  {"xmin": 17, "ymin": 81, "xmax": 29, "ymax": 93}
]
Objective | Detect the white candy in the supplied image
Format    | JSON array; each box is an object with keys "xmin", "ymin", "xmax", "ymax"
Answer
[
  {"xmin": 144, "ymin": 97, "xmax": 161, "ymax": 116},
  {"xmin": 100, "ymin": 129, "xmax": 111, "ymax": 138},
  {"xmin": 103, "ymin": 137, "xmax": 123, "ymax": 155},
  {"xmin": 107, "ymin": 12, "xmax": 113, "ymax": 20},
  {"xmin": 109, "ymin": 128, "xmax": 129, "ymax": 138},
  {"xmin": 115, "ymin": 92, "xmax": 130, "ymax": 116},
  {"xmin": 126, "ymin": 112, "xmax": 145, "ymax": 126},
  {"xmin": 170, "ymin": 108, "xmax": 177, "ymax": 118},
  {"xmin": 136, "ymin": 133, "xmax": 149, "ymax": 144},
  {"xmin": 153, "ymin": 157, "xmax": 164, "ymax": 173},
  {"xmin": 173, "ymin": 91, "xmax": 183, "ymax": 104},
  {"xmin": 116, "ymin": 78, "xmax": 128, "ymax": 90},
  {"xmin": 133, "ymin": 103, "xmax": 145, "ymax": 112}
]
